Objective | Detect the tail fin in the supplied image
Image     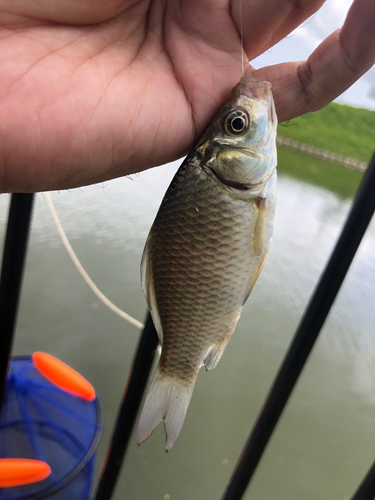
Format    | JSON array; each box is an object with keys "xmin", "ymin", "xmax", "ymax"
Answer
[{"xmin": 137, "ymin": 368, "xmax": 197, "ymax": 451}]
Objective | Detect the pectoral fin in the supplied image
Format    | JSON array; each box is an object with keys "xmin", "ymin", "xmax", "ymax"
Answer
[
  {"xmin": 254, "ymin": 197, "xmax": 269, "ymax": 256},
  {"xmin": 242, "ymin": 250, "xmax": 269, "ymax": 305}
]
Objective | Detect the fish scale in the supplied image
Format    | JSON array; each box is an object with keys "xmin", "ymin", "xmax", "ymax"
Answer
[{"xmin": 138, "ymin": 77, "xmax": 277, "ymax": 450}]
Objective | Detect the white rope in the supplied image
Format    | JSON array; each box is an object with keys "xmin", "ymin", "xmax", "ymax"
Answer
[{"xmin": 43, "ymin": 192, "xmax": 144, "ymax": 330}]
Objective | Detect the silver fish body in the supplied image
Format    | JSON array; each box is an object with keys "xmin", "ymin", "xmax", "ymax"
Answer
[{"xmin": 138, "ymin": 77, "xmax": 277, "ymax": 450}]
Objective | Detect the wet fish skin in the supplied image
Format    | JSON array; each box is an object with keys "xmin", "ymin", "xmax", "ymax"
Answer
[{"xmin": 138, "ymin": 77, "xmax": 277, "ymax": 451}]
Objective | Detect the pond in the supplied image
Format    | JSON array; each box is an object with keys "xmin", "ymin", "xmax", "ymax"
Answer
[{"xmin": 0, "ymin": 146, "xmax": 374, "ymax": 500}]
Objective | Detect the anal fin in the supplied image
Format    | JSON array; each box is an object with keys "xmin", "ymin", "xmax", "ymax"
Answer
[{"xmin": 203, "ymin": 335, "xmax": 232, "ymax": 371}]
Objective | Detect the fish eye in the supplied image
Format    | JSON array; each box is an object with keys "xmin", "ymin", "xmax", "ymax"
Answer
[{"xmin": 224, "ymin": 110, "xmax": 249, "ymax": 135}]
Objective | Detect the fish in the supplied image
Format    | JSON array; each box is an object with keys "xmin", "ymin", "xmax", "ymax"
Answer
[{"xmin": 138, "ymin": 77, "xmax": 278, "ymax": 451}]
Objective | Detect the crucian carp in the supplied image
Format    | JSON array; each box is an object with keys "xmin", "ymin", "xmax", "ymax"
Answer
[{"xmin": 138, "ymin": 77, "xmax": 277, "ymax": 451}]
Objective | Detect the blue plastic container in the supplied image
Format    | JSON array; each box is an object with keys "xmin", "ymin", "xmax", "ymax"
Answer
[{"xmin": 0, "ymin": 357, "xmax": 101, "ymax": 499}]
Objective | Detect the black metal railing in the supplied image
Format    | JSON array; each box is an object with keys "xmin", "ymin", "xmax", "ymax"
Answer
[
  {"xmin": 0, "ymin": 193, "xmax": 34, "ymax": 409},
  {"xmin": 1, "ymin": 150, "xmax": 375, "ymax": 500}
]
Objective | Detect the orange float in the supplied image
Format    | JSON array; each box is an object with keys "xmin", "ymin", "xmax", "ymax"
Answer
[
  {"xmin": 0, "ymin": 459, "xmax": 51, "ymax": 487},
  {"xmin": 32, "ymin": 352, "xmax": 96, "ymax": 402}
]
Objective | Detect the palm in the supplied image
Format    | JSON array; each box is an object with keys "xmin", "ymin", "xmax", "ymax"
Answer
[{"xmin": 0, "ymin": 0, "xmax": 374, "ymax": 192}]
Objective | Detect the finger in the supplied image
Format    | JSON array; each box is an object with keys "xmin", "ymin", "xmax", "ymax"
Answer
[
  {"xmin": 169, "ymin": 0, "xmax": 326, "ymax": 128},
  {"xmin": 251, "ymin": 0, "xmax": 375, "ymax": 122},
  {"xmin": 232, "ymin": 0, "xmax": 325, "ymax": 60}
]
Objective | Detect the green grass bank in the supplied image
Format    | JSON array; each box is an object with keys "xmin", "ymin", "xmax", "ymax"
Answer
[
  {"xmin": 278, "ymin": 102, "xmax": 375, "ymax": 163},
  {"xmin": 277, "ymin": 146, "xmax": 363, "ymax": 199}
]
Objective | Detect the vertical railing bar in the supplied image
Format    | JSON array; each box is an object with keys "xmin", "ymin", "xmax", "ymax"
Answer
[
  {"xmin": 0, "ymin": 193, "xmax": 34, "ymax": 412},
  {"xmin": 222, "ymin": 151, "xmax": 375, "ymax": 500},
  {"xmin": 93, "ymin": 312, "xmax": 158, "ymax": 500},
  {"xmin": 351, "ymin": 460, "xmax": 375, "ymax": 500}
]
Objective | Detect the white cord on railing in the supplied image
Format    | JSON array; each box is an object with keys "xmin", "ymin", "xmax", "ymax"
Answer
[{"xmin": 43, "ymin": 192, "xmax": 144, "ymax": 330}]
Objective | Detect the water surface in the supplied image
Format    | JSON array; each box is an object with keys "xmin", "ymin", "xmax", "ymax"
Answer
[{"xmin": 0, "ymin": 149, "xmax": 374, "ymax": 500}]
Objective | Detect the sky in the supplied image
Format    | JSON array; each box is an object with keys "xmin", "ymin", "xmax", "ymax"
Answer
[{"xmin": 251, "ymin": 0, "xmax": 375, "ymax": 111}]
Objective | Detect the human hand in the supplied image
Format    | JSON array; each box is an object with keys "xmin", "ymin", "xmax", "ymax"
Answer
[{"xmin": 0, "ymin": 0, "xmax": 374, "ymax": 192}]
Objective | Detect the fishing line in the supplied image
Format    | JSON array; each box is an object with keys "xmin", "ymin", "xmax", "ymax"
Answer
[
  {"xmin": 43, "ymin": 192, "xmax": 144, "ymax": 330},
  {"xmin": 240, "ymin": 0, "xmax": 244, "ymax": 76}
]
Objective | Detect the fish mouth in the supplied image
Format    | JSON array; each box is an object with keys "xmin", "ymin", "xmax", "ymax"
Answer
[{"xmin": 206, "ymin": 167, "xmax": 263, "ymax": 191}]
